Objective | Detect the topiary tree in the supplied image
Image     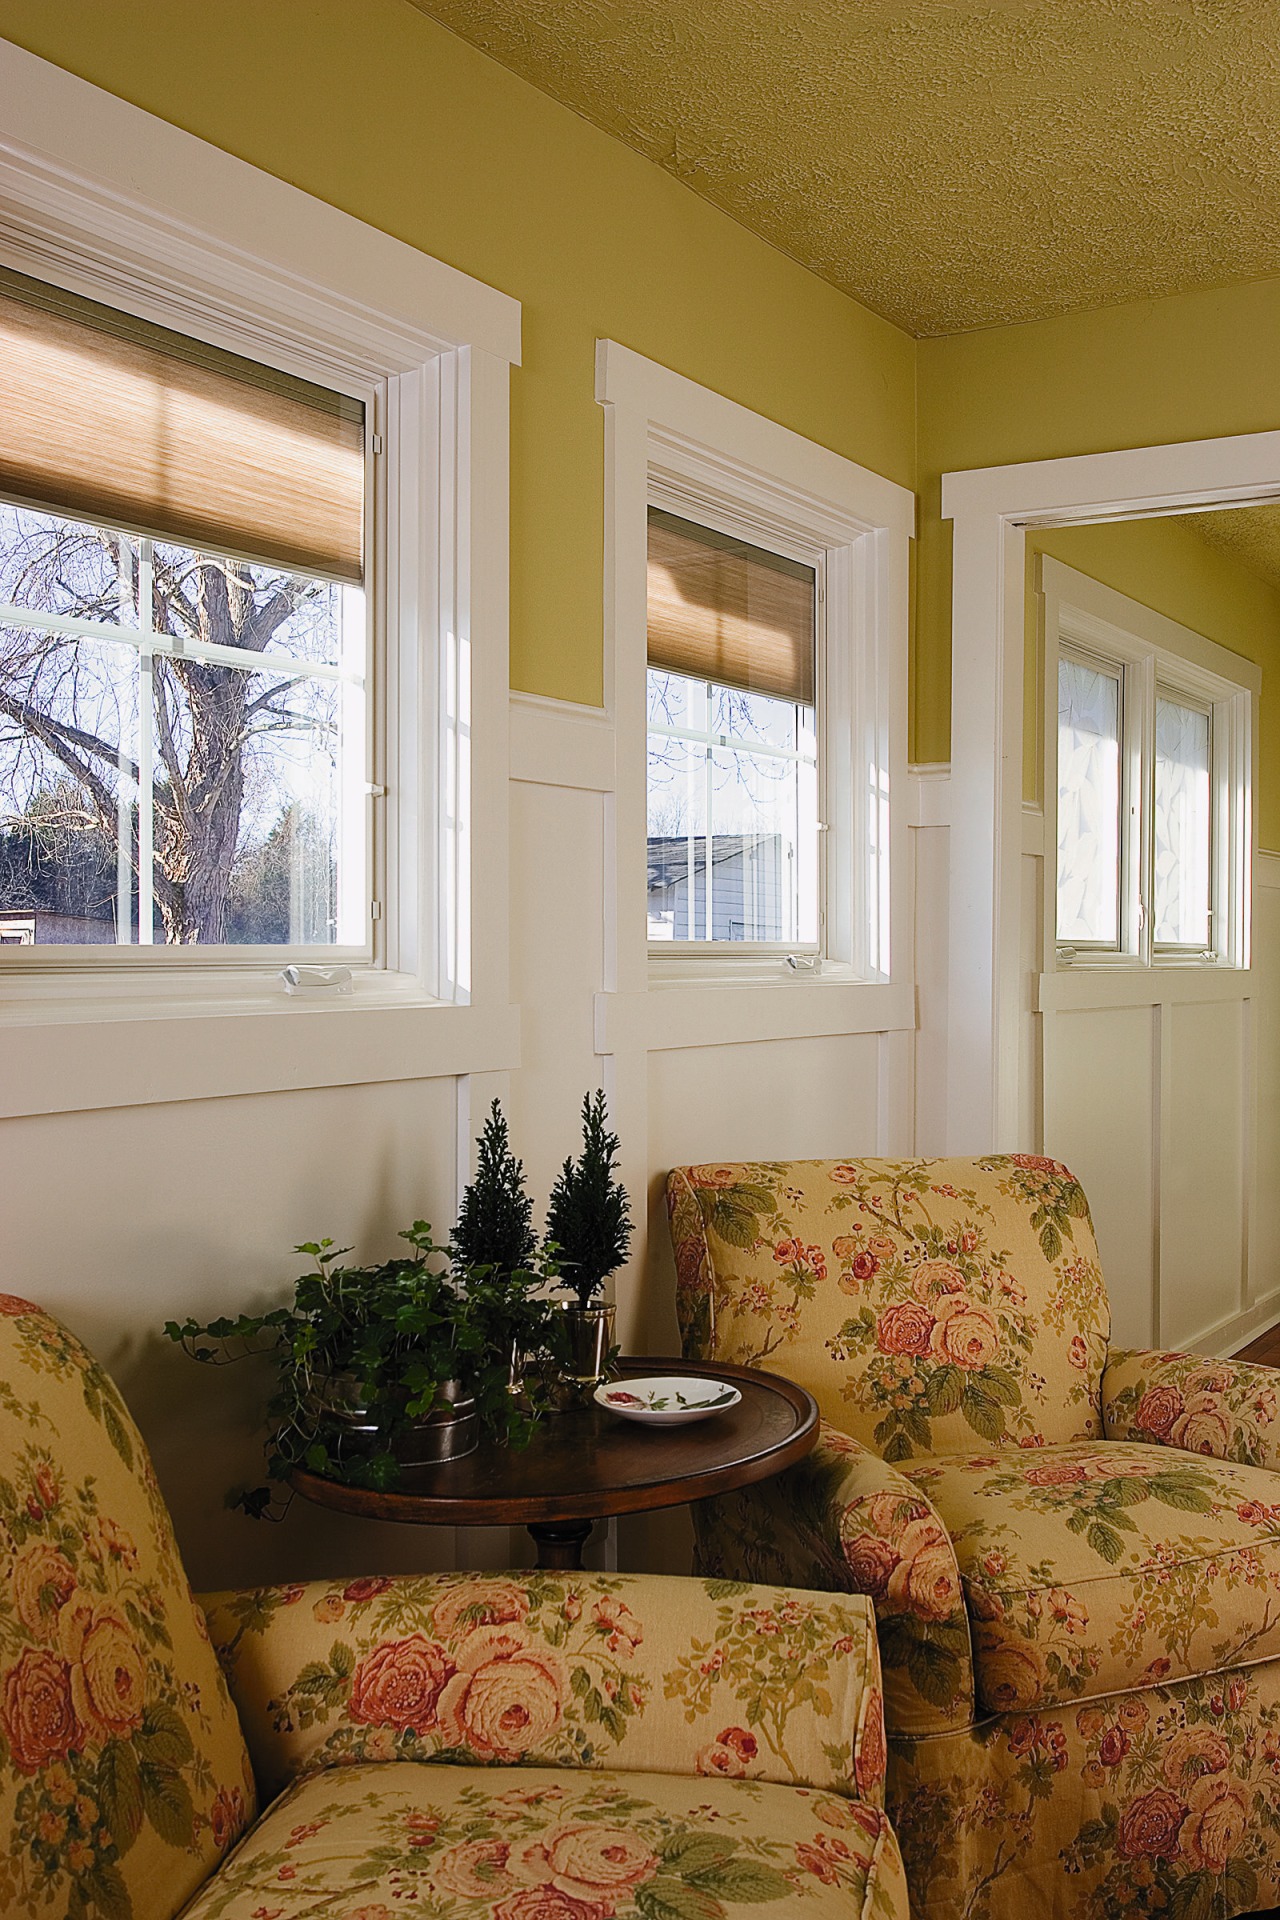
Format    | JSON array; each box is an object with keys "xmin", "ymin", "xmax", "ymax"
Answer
[
  {"xmin": 453, "ymin": 1098, "xmax": 537, "ymax": 1284},
  {"xmin": 546, "ymin": 1090, "xmax": 633, "ymax": 1310}
]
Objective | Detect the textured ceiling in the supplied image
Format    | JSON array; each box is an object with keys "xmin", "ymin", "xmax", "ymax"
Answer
[
  {"xmin": 1181, "ymin": 505, "xmax": 1280, "ymax": 594},
  {"xmin": 408, "ymin": 0, "xmax": 1280, "ymax": 337}
]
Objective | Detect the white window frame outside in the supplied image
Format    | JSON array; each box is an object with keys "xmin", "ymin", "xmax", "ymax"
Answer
[
  {"xmin": 1042, "ymin": 556, "xmax": 1255, "ymax": 976},
  {"xmin": 0, "ymin": 41, "xmax": 520, "ymax": 1119},
  {"xmin": 596, "ymin": 340, "xmax": 914, "ymax": 1041}
]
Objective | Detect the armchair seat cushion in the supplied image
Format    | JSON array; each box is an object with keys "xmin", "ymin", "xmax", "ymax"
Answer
[
  {"xmin": 179, "ymin": 1760, "xmax": 908, "ymax": 1920},
  {"xmin": 903, "ymin": 1440, "xmax": 1280, "ymax": 1713}
]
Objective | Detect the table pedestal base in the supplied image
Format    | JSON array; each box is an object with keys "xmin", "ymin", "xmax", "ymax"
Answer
[{"xmin": 528, "ymin": 1518, "xmax": 594, "ymax": 1570}]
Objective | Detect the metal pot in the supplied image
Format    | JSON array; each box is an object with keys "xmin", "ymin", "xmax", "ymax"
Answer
[
  {"xmin": 316, "ymin": 1373, "xmax": 479, "ymax": 1465},
  {"xmin": 553, "ymin": 1301, "xmax": 617, "ymax": 1395}
]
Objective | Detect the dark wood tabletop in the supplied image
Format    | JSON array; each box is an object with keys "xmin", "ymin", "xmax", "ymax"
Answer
[{"xmin": 291, "ymin": 1356, "xmax": 817, "ymax": 1567}]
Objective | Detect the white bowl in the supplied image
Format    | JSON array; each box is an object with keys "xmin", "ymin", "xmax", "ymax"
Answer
[{"xmin": 594, "ymin": 1375, "xmax": 742, "ymax": 1427}]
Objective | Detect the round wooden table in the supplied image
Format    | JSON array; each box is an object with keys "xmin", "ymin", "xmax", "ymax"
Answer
[{"xmin": 291, "ymin": 1356, "xmax": 818, "ymax": 1569}]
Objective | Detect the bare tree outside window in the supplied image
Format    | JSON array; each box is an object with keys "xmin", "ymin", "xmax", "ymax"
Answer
[{"xmin": 0, "ymin": 504, "xmax": 364, "ymax": 947}]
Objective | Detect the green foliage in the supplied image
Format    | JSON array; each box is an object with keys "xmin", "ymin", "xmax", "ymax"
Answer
[
  {"xmin": 166, "ymin": 1213, "xmax": 558, "ymax": 1515},
  {"xmin": 545, "ymin": 1090, "xmax": 633, "ymax": 1307},
  {"xmin": 453, "ymin": 1100, "xmax": 537, "ymax": 1282}
]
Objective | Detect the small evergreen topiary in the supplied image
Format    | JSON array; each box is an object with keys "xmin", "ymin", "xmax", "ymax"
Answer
[
  {"xmin": 453, "ymin": 1098, "xmax": 537, "ymax": 1283},
  {"xmin": 546, "ymin": 1090, "xmax": 633, "ymax": 1309}
]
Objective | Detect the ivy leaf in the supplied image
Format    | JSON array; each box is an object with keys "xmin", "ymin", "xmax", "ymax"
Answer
[{"xmin": 1039, "ymin": 1221, "xmax": 1063, "ymax": 1263}]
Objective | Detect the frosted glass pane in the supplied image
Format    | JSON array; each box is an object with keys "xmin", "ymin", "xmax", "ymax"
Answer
[
  {"xmin": 1057, "ymin": 656, "xmax": 1121, "ymax": 945},
  {"xmin": 1154, "ymin": 696, "xmax": 1211, "ymax": 947}
]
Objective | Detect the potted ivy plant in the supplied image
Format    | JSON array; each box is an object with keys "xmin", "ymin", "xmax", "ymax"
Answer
[
  {"xmin": 166, "ymin": 1163, "xmax": 557, "ymax": 1514},
  {"xmin": 545, "ymin": 1089, "xmax": 633, "ymax": 1393}
]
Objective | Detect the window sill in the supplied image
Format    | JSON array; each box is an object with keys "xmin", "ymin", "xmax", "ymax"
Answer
[
  {"xmin": 597, "ymin": 978, "xmax": 913, "ymax": 1053},
  {"xmin": 1037, "ymin": 967, "xmax": 1251, "ymax": 1014},
  {"xmin": 0, "ymin": 986, "xmax": 521, "ymax": 1120}
]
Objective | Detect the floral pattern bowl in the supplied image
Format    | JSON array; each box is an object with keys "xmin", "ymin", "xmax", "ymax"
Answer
[{"xmin": 594, "ymin": 1375, "xmax": 742, "ymax": 1426}]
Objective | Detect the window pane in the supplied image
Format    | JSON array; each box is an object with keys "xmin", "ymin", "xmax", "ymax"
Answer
[
  {"xmin": 0, "ymin": 505, "xmax": 364, "ymax": 947},
  {"xmin": 1154, "ymin": 695, "xmax": 1211, "ymax": 947},
  {"xmin": 0, "ymin": 632, "xmax": 139, "ymax": 944},
  {"xmin": 646, "ymin": 668, "xmax": 817, "ymax": 944},
  {"xmin": 1057, "ymin": 655, "xmax": 1121, "ymax": 945}
]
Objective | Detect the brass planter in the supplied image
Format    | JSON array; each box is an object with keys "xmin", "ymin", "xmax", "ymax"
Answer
[{"xmin": 554, "ymin": 1302, "xmax": 617, "ymax": 1398}]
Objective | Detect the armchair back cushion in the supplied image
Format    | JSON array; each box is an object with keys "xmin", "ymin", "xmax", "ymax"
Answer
[
  {"xmin": 0, "ymin": 1295, "xmax": 255, "ymax": 1920},
  {"xmin": 669, "ymin": 1156, "xmax": 1110, "ymax": 1464},
  {"xmin": 202, "ymin": 1571, "xmax": 887, "ymax": 1807}
]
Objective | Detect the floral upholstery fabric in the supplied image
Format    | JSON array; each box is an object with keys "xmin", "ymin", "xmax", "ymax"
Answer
[
  {"xmin": 201, "ymin": 1572, "xmax": 885, "ymax": 1807},
  {"xmin": 179, "ymin": 1760, "xmax": 909, "ymax": 1920},
  {"xmin": 689, "ymin": 1426, "xmax": 975, "ymax": 1739},
  {"xmin": 0, "ymin": 1295, "xmax": 255, "ymax": 1920},
  {"xmin": 893, "ymin": 1660, "xmax": 1280, "ymax": 1920},
  {"xmin": 668, "ymin": 1155, "xmax": 1280, "ymax": 1920},
  {"xmin": 1104, "ymin": 1346, "xmax": 1280, "ymax": 1467},
  {"xmin": 669, "ymin": 1156, "xmax": 1109, "ymax": 1461},
  {"xmin": 903, "ymin": 1440, "xmax": 1280, "ymax": 1713}
]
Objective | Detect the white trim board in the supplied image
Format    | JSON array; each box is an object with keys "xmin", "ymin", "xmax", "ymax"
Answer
[
  {"xmin": 941, "ymin": 427, "xmax": 1280, "ymax": 1152},
  {"xmin": 0, "ymin": 40, "xmax": 520, "ymax": 368},
  {"xmin": 0, "ymin": 42, "xmax": 521, "ymax": 1117}
]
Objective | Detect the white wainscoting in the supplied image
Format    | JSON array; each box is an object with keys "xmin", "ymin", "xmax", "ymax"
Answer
[{"xmin": 911, "ymin": 770, "xmax": 1280, "ymax": 1359}]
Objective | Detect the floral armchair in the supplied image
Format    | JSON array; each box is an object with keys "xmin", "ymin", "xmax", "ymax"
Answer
[
  {"xmin": 0, "ymin": 1291, "xmax": 909, "ymax": 1920},
  {"xmin": 668, "ymin": 1155, "xmax": 1280, "ymax": 1920}
]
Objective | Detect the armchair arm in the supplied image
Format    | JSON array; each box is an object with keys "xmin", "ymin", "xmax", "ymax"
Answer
[
  {"xmin": 201, "ymin": 1568, "xmax": 886, "ymax": 1808},
  {"xmin": 692, "ymin": 1421, "xmax": 974, "ymax": 1739},
  {"xmin": 1103, "ymin": 1346, "xmax": 1280, "ymax": 1467}
]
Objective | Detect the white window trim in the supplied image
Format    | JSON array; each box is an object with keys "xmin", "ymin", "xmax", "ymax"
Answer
[
  {"xmin": 595, "ymin": 339, "xmax": 914, "ymax": 1039},
  {"xmin": 0, "ymin": 41, "xmax": 521, "ymax": 1118},
  {"xmin": 942, "ymin": 429, "xmax": 1280, "ymax": 1152},
  {"xmin": 1042, "ymin": 557, "xmax": 1257, "ymax": 980}
]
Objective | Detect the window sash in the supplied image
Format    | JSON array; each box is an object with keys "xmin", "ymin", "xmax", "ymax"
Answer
[
  {"xmin": 0, "ymin": 530, "xmax": 367, "ymax": 951},
  {"xmin": 646, "ymin": 667, "xmax": 819, "ymax": 949}
]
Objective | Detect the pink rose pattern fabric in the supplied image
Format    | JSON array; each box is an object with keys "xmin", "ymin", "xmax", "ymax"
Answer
[
  {"xmin": 893, "ymin": 1662, "xmax": 1280, "ymax": 1920},
  {"xmin": 667, "ymin": 1156, "xmax": 1280, "ymax": 1920},
  {"xmin": 0, "ymin": 1297, "xmax": 255, "ymax": 1920},
  {"xmin": 179, "ymin": 1761, "xmax": 910, "ymax": 1920},
  {"xmin": 200, "ymin": 1573, "xmax": 885, "ymax": 1808},
  {"xmin": 1104, "ymin": 1347, "xmax": 1280, "ymax": 1467},
  {"xmin": 689, "ymin": 1426, "xmax": 975, "ymax": 1739},
  {"xmin": 669, "ymin": 1156, "xmax": 1109, "ymax": 1461},
  {"xmin": 903, "ymin": 1439, "xmax": 1280, "ymax": 1713}
]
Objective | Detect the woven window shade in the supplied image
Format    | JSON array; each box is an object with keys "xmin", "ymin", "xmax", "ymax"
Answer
[
  {"xmin": 0, "ymin": 266, "xmax": 364, "ymax": 583},
  {"xmin": 647, "ymin": 507, "xmax": 815, "ymax": 704}
]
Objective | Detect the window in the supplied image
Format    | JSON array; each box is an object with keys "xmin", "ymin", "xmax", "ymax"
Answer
[
  {"xmin": 0, "ymin": 266, "xmax": 367, "ymax": 953},
  {"xmin": 1048, "ymin": 573, "xmax": 1252, "ymax": 969},
  {"xmin": 645, "ymin": 509, "xmax": 819, "ymax": 948}
]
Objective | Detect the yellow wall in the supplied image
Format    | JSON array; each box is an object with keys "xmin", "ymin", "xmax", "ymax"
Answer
[
  {"xmin": 917, "ymin": 281, "xmax": 1280, "ymax": 836},
  {"xmin": 0, "ymin": 0, "xmax": 915, "ymax": 707}
]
